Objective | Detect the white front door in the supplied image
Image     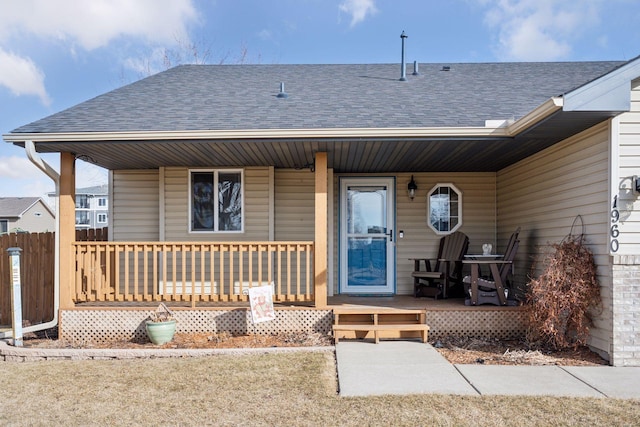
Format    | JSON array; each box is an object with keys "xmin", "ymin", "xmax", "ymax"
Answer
[{"xmin": 339, "ymin": 177, "xmax": 395, "ymax": 294}]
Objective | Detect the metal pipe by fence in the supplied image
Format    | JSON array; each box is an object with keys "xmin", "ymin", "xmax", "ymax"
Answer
[{"xmin": 8, "ymin": 247, "xmax": 23, "ymax": 346}]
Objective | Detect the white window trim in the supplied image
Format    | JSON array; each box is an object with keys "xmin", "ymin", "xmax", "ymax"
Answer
[
  {"xmin": 0, "ymin": 219, "xmax": 8, "ymax": 233},
  {"xmin": 427, "ymin": 182, "xmax": 463, "ymax": 235},
  {"xmin": 97, "ymin": 213, "xmax": 108, "ymax": 224},
  {"xmin": 188, "ymin": 168, "xmax": 244, "ymax": 233},
  {"xmin": 98, "ymin": 197, "xmax": 108, "ymax": 208}
]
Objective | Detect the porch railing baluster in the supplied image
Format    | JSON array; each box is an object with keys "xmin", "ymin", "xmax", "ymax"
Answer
[
  {"xmin": 72, "ymin": 241, "xmax": 314, "ymax": 305},
  {"xmin": 124, "ymin": 244, "xmax": 130, "ymax": 301}
]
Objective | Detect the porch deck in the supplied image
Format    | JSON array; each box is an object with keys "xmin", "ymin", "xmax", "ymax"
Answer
[
  {"xmin": 328, "ymin": 295, "xmax": 523, "ymax": 311},
  {"xmin": 73, "ymin": 295, "xmax": 517, "ymax": 310}
]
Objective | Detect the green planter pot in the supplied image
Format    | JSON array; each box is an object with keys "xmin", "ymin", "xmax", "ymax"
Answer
[{"xmin": 145, "ymin": 319, "xmax": 177, "ymax": 345}]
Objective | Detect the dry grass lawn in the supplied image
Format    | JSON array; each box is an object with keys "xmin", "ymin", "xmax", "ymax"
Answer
[{"xmin": 1, "ymin": 352, "xmax": 638, "ymax": 426}]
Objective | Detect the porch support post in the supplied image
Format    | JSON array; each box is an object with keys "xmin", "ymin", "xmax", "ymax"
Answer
[
  {"xmin": 59, "ymin": 152, "xmax": 76, "ymax": 310},
  {"xmin": 314, "ymin": 152, "xmax": 328, "ymax": 308}
]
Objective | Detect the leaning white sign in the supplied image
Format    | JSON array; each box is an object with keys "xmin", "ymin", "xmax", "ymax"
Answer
[{"xmin": 248, "ymin": 284, "xmax": 275, "ymax": 324}]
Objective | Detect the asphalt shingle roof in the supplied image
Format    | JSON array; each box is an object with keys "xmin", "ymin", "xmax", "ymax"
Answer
[
  {"xmin": 76, "ymin": 184, "xmax": 108, "ymax": 195},
  {"xmin": 0, "ymin": 197, "xmax": 40, "ymax": 217},
  {"xmin": 11, "ymin": 61, "xmax": 625, "ymax": 134}
]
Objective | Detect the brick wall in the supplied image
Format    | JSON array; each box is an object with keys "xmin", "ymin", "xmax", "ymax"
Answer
[{"xmin": 612, "ymin": 255, "xmax": 640, "ymax": 366}]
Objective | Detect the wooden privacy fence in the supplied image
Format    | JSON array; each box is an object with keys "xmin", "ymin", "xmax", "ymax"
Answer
[
  {"xmin": 76, "ymin": 227, "xmax": 109, "ymax": 241},
  {"xmin": 0, "ymin": 228, "xmax": 108, "ymax": 326},
  {"xmin": 74, "ymin": 241, "xmax": 315, "ymax": 305},
  {"xmin": 0, "ymin": 232, "xmax": 54, "ymax": 326}
]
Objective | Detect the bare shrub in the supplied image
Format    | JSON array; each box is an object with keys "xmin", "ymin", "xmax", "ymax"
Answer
[{"xmin": 526, "ymin": 228, "xmax": 601, "ymax": 350}]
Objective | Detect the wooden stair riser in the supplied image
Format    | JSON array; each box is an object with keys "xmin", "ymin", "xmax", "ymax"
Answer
[{"xmin": 332, "ymin": 309, "xmax": 429, "ymax": 344}]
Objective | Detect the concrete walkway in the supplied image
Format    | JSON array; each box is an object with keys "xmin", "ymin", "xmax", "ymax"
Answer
[
  {"xmin": 4, "ymin": 338, "xmax": 640, "ymax": 398},
  {"xmin": 335, "ymin": 341, "xmax": 640, "ymax": 398}
]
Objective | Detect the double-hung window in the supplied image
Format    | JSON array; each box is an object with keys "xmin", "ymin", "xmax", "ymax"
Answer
[
  {"xmin": 190, "ymin": 169, "xmax": 243, "ymax": 232},
  {"xmin": 0, "ymin": 220, "xmax": 7, "ymax": 234}
]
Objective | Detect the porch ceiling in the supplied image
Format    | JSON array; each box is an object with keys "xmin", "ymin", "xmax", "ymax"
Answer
[{"xmin": 15, "ymin": 110, "xmax": 616, "ymax": 172}]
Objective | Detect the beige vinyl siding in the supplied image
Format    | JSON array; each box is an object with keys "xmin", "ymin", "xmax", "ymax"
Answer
[
  {"xmin": 273, "ymin": 169, "xmax": 317, "ymax": 295},
  {"xmin": 112, "ymin": 170, "xmax": 160, "ymax": 241},
  {"xmin": 333, "ymin": 172, "xmax": 497, "ymax": 295},
  {"xmin": 15, "ymin": 201, "xmax": 55, "ymax": 232},
  {"xmin": 395, "ymin": 173, "xmax": 496, "ymax": 295},
  {"xmin": 164, "ymin": 167, "xmax": 270, "ymax": 241},
  {"xmin": 497, "ymin": 122, "xmax": 611, "ymax": 356},
  {"xmin": 274, "ymin": 169, "xmax": 315, "ymax": 241},
  {"xmin": 616, "ymin": 78, "xmax": 640, "ymax": 250}
]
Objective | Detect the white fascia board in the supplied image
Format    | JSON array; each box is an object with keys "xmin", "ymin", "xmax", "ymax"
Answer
[
  {"xmin": 3, "ymin": 126, "xmax": 510, "ymax": 143},
  {"xmin": 505, "ymin": 97, "xmax": 563, "ymax": 135},
  {"xmin": 563, "ymin": 56, "xmax": 640, "ymax": 112}
]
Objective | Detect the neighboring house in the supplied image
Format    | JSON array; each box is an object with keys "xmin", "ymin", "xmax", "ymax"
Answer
[
  {"xmin": 5, "ymin": 56, "xmax": 640, "ymax": 365},
  {"xmin": 0, "ymin": 197, "xmax": 54, "ymax": 234},
  {"xmin": 48, "ymin": 184, "xmax": 108, "ymax": 229}
]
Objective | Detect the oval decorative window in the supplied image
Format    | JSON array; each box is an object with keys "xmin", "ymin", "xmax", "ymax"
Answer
[{"xmin": 428, "ymin": 183, "xmax": 462, "ymax": 234}]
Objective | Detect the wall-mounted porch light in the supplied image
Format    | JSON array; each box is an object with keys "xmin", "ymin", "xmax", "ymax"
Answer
[{"xmin": 408, "ymin": 175, "xmax": 418, "ymax": 200}]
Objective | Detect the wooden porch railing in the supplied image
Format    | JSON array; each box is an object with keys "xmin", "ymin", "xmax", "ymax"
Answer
[{"xmin": 73, "ymin": 241, "xmax": 314, "ymax": 304}]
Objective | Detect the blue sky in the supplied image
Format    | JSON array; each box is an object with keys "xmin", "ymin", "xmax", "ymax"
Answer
[{"xmin": 1, "ymin": 0, "xmax": 639, "ymax": 199}]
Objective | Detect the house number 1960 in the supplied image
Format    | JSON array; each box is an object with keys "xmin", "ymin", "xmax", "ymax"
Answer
[{"xmin": 611, "ymin": 195, "xmax": 620, "ymax": 253}]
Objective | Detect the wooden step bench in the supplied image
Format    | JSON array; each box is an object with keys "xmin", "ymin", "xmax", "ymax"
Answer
[{"xmin": 332, "ymin": 309, "xmax": 429, "ymax": 344}]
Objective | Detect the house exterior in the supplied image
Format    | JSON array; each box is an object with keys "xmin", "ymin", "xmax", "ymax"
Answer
[
  {"xmin": 48, "ymin": 184, "xmax": 109, "ymax": 229},
  {"xmin": 0, "ymin": 197, "xmax": 54, "ymax": 233},
  {"xmin": 4, "ymin": 57, "xmax": 640, "ymax": 365}
]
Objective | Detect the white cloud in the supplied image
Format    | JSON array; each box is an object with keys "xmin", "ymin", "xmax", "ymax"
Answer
[
  {"xmin": 0, "ymin": 155, "xmax": 55, "ymax": 198},
  {"xmin": 0, "ymin": 48, "xmax": 51, "ymax": 106},
  {"xmin": 0, "ymin": 155, "xmax": 44, "ymax": 179},
  {"xmin": 0, "ymin": 0, "xmax": 199, "ymax": 50},
  {"xmin": 22, "ymin": 179, "xmax": 55, "ymax": 200},
  {"xmin": 122, "ymin": 47, "xmax": 169, "ymax": 77},
  {"xmin": 480, "ymin": 0, "xmax": 601, "ymax": 61},
  {"xmin": 0, "ymin": 1, "xmax": 198, "ymax": 101},
  {"xmin": 0, "ymin": 155, "xmax": 106, "ymax": 199},
  {"xmin": 339, "ymin": 0, "xmax": 378, "ymax": 27}
]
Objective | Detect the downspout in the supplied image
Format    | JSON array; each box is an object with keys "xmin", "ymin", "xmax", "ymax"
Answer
[{"xmin": 0, "ymin": 140, "xmax": 60, "ymax": 338}]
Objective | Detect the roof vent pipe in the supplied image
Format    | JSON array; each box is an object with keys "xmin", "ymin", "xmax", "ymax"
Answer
[
  {"xmin": 412, "ymin": 60, "xmax": 419, "ymax": 76},
  {"xmin": 277, "ymin": 82, "xmax": 288, "ymax": 98},
  {"xmin": 399, "ymin": 31, "xmax": 408, "ymax": 81}
]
